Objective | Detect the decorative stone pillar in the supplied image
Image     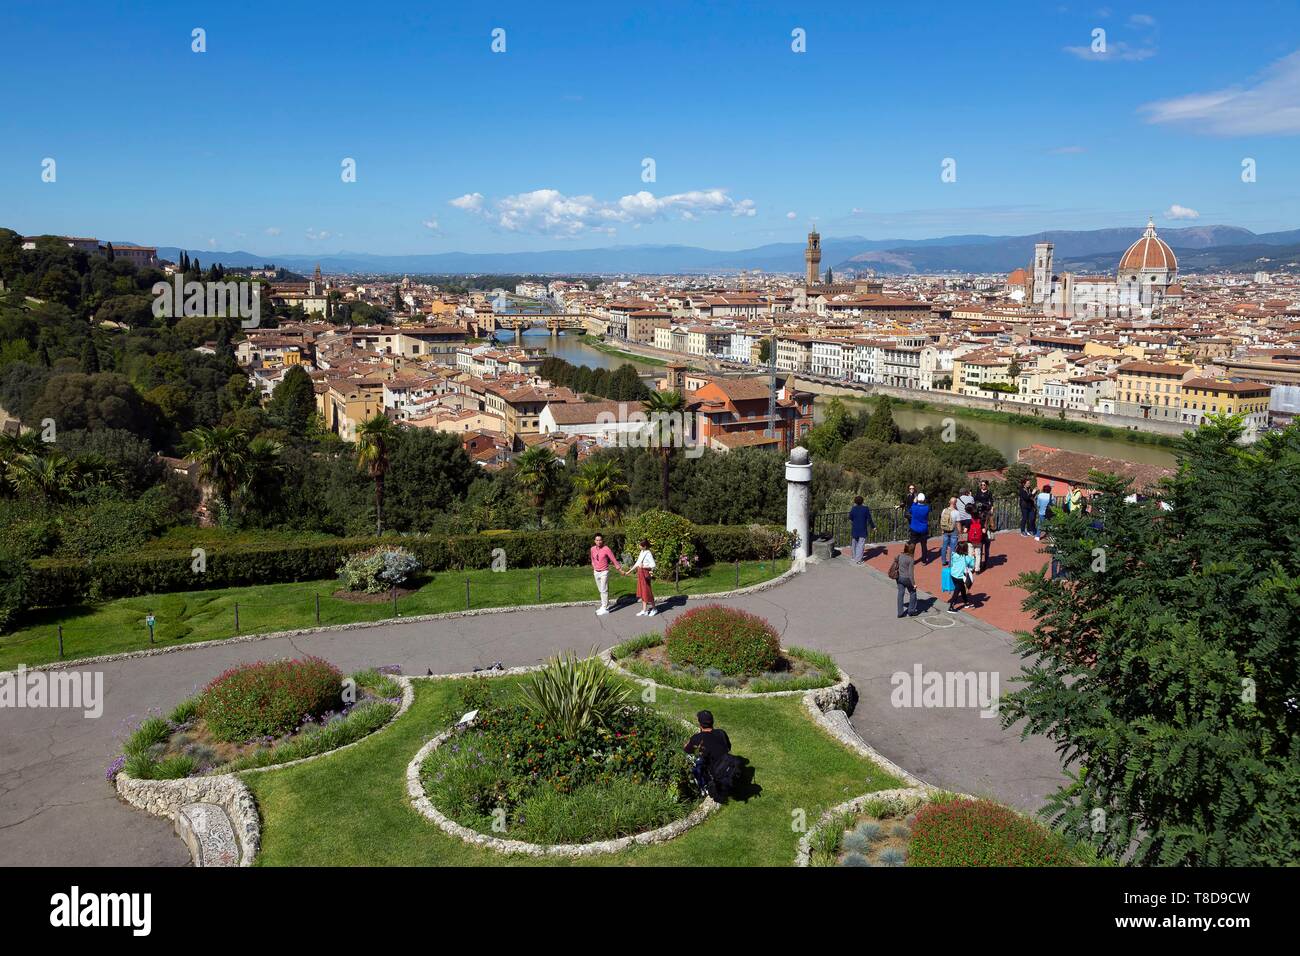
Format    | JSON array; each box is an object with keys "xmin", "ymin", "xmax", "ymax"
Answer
[{"xmin": 786, "ymin": 446, "xmax": 812, "ymax": 563}]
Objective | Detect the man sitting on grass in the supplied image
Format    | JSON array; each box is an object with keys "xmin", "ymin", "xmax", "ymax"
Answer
[{"xmin": 684, "ymin": 710, "xmax": 737, "ymax": 801}]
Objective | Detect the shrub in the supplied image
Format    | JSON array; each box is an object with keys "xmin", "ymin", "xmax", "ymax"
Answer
[
  {"xmin": 421, "ymin": 699, "xmax": 693, "ymax": 838},
  {"xmin": 519, "ymin": 648, "xmax": 632, "ymax": 737},
  {"xmin": 22, "ymin": 524, "xmax": 791, "ymax": 606},
  {"xmin": 0, "ymin": 555, "xmax": 29, "ymax": 633},
  {"xmin": 624, "ymin": 510, "xmax": 697, "ymax": 577},
  {"xmin": 337, "ymin": 545, "xmax": 420, "ymax": 593},
  {"xmin": 664, "ymin": 604, "xmax": 780, "ymax": 676},
  {"xmin": 198, "ymin": 657, "xmax": 343, "ymax": 742},
  {"xmin": 907, "ymin": 798, "xmax": 1077, "ymax": 867}
]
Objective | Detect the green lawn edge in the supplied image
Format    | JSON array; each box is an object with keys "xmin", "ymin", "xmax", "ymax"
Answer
[{"xmin": 245, "ymin": 677, "xmax": 900, "ymax": 866}]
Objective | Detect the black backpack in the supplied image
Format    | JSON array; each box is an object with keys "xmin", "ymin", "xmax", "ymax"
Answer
[{"xmin": 708, "ymin": 753, "xmax": 741, "ymax": 799}]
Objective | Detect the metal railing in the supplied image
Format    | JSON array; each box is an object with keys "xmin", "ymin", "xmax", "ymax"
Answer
[{"xmin": 813, "ymin": 496, "xmax": 1066, "ymax": 548}]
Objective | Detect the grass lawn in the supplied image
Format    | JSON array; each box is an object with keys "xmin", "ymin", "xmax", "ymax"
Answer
[
  {"xmin": 246, "ymin": 676, "xmax": 900, "ymax": 865},
  {"xmin": 578, "ymin": 334, "xmax": 670, "ymax": 367},
  {"xmin": 1, "ymin": 560, "xmax": 786, "ymax": 670}
]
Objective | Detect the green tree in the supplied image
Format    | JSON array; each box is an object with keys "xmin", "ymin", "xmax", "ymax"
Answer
[
  {"xmin": 862, "ymin": 394, "xmax": 901, "ymax": 444},
  {"xmin": 573, "ymin": 456, "xmax": 630, "ymax": 525},
  {"xmin": 355, "ymin": 414, "xmax": 400, "ymax": 534},
  {"xmin": 265, "ymin": 365, "xmax": 316, "ymax": 435},
  {"xmin": 183, "ymin": 425, "xmax": 250, "ymax": 517},
  {"xmin": 642, "ymin": 389, "xmax": 687, "ymax": 510},
  {"xmin": 758, "ymin": 337, "xmax": 773, "ymax": 365},
  {"xmin": 1001, "ymin": 417, "xmax": 1300, "ymax": 865},
  {"xmin": 79, "ymin": 341, "xmax": 100, "ymax": 374},
  {"xmin": 514, "ymin": 446, "xmax": 561, "ymax": 529}
]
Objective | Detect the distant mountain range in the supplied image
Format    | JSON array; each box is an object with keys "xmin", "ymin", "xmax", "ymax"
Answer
[{"xmin": 152, "ymin": 224, "xmax": 1300, "ymax": 277}]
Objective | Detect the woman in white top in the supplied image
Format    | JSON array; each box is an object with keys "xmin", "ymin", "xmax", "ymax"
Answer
[{"xmin": 623, "ymin": 538, "xmax": 657, "ymax": 616}]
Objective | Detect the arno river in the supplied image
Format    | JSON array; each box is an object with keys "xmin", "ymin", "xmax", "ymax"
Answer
[
  {"xmin": 819, "ymin": 398, "xmax": 1179, "ymax": 469},
  {"xmin": 493, "ymin": 325, "xmax": 1176, "ymax": 469}
]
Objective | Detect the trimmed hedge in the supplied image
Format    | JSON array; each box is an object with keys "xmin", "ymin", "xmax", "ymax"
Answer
[{"xmin": 22, "ymin": 525, "xmax": 793, "ymax": 608}]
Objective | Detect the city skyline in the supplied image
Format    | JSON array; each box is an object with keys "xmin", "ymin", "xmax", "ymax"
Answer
[{"xmin": 3, "ymin": 1, "xmax": 1300, "ymax": 256}]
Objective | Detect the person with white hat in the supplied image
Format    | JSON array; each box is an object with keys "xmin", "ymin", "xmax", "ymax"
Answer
[{"xmin": 907, "ymin": 491, "xmax": 931, "ymax": 564}]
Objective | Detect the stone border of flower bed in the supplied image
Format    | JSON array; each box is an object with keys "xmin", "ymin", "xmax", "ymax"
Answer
[
  {"xmin": 800, "ymin": 681, "xmax": 927, "ymax": 790},
  {"xmin": 113, "ymin": 674, "xmax": 415, "ymax": 867},
  {"xmin": 404, "ymin": 668, "xmax": 719, "ymax": 856},
  {"xmin": 5, "ymin": 566, "xmax": 801, "ymax": 675},
  {"xmin": 792, "ymin": 786, "xmax": 933, "ymax": 867},
  {"xmin": 600, "ymin": 645, "xmax": 849, "ymax": 699}
]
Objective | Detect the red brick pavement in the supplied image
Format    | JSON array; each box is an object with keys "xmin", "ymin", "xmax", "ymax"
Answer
[{"xmin": 863, "ymin": 531, "xmax": 1051, "ymax": 637}]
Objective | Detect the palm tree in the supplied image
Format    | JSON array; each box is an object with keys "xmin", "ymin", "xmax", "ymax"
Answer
[
  {"xmin": 184, "ymin": 425, "xmax": 250, "ymax": 517},
  {"xmin": 573, "ymin": 457, "xmax": 629, "ymax": 525},
  {"xmin": 355, "ymin": 414, "xmax": 399, "ymax": 534},
  {"xmin": 6, "ymin": 452, "xmax": 79, "ymax": 502},
  {"xmin": 0, "ymin": 432, "xmax": 45, "ymax": 497},
  {"xmin": 514, "ymin": 446, "xmax": 561, "ymax": 529},
  {"xmin": 642, "ymin": 389, "xmax": 687, "ymax": 509},
  {"xmin": 239, "ymin": 437, "xmax": 284, "ymax": 517}
]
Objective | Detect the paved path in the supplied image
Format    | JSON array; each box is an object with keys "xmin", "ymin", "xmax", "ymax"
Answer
[
  {"xmin": 0, "ymin": 547, "xmax": 1066, "ymax": 866},
  {"xmin": 865, "ymin": 529, "xmax": 1050, "ymax": 636}
]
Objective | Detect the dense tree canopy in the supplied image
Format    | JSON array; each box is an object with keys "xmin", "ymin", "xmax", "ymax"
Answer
[{"xmin": 1002, "ymin": 416, "xmax": 1300, "ymax": 865}]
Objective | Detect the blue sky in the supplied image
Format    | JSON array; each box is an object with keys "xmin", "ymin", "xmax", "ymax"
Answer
[{"xmin": 2, "ymin": 0, "xmax": 1299, "ymax": 256}]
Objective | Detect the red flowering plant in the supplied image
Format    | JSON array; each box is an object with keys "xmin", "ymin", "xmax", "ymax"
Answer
[
  {"xmin": 907, "ymin": 798, "xmax": 1079, "ymax": 867},
  {"xmin": 665, "ymin": 604, "xmax": 780, "ymax": 676},
  {"xmin": 198, "ymin": 657, "xmax": 343, "ymax": 742}
]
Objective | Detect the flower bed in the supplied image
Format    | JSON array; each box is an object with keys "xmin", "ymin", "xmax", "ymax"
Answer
[
  {"xmin": 418, "ymin": 655, "xmax": 702, "ymax": 845},
  {"xmin": 664, "ymin": 604, "xmax": 779, "ymax": 674},
  {"xmin": 806, "ymin": 793, "xmax": 1090, "ymax": 867},
  {"xmin": 610, "ymin": 632, "xmax": 839, "ymax": 695},
  {"xmin": 108, "ymin": 662, "xmax": 404, "ymax": 780}
]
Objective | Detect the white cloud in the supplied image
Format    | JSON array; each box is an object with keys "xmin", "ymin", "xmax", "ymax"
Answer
[
  {"xmin": 1066, "ymin": 15, "xmax": 1157, "ymax": 62},
  {"xmin": 422, "ymin": 216, "xmax": 440, "ymax": 232},
  {"xmin": 1064, "ymin": 40, "xmax": 1156, "ymax": 62},
  {"xmin": 449, "ymin": 192, "xmax": 484, "ymax": 212},
  {"xmin": 207, "ymin": 237, "xmax": 217, "ymax": 247},
  {"xmin": 305, "ymin": 228, "xmax": 332, "ymax": 241},
  {"xmin": 1165, "ymin": 204, "xmax": 1200, "ymax": 220},
  {"xmin": 1139, "ymin": 49, "xmax": 1300, "ymax": 135},
  {"xmin": 264, "ymin": 227, "xmax": 281, "ymax": 237},
  {"xmin": 449, "ymin": 187, "xmax": 758, "ymax": 236},
  {"xmin": 786, "ymin": 211, "xmax": 798, "ymax": 219}
]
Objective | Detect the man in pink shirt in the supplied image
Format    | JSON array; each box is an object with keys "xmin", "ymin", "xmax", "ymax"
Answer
[{"xmin": 590, "ymin": 533, "xmax": 623, "ymax": 616}]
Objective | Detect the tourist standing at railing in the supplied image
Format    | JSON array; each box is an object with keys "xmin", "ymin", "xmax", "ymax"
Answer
[
  {"xmin": 1035, "ymin": 484, "xmax": 1053, "ymax": 541},
  {"xmin": 940, "ymin": 497, "xmax": 959, "ymax": 566},
  {"xmin": 974, "ymin": 480, "xmax": 994, "ymax": 527},
  {"xmin": 897, "ymin": 483, "xmax": 918, "ymax": 512},
  {"xmin": 849, "ymin": 495, "xmax": 876, "ymax": 565},
  {"xmin": 1018, "ymin": 477, "xmax": 1036, "ymax": 537},
  {"xmin": 908, "ymin": 492, "xmax": 931, "ymax": 565}
]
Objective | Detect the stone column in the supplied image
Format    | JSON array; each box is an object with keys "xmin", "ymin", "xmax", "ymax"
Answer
[{"xmin": 786, "ymin": 446, "xmax": 812, "ymax": 563}]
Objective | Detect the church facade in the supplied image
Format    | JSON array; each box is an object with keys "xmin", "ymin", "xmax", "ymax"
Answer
[{"xmin": 1008, "ymin": 219, "xmax": 1184, "ymax": 319}]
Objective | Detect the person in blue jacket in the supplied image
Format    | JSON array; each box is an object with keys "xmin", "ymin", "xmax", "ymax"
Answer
[{"xmin": 908, "ymin": 492, "xmax": 931, "ymax": 564}]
